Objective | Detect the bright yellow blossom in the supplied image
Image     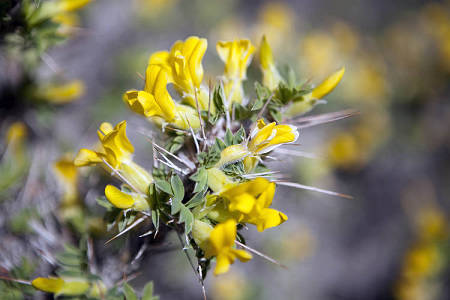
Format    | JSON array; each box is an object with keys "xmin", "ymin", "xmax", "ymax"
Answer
[
  {"xmin": 287, "ymin": 67, "xmax": 345, "ymax": 116},
  {"xmin": 206, "ymin": 176, "xmax": 287, "ymax": 232},
  {"xmin": 74, "ymin": 121, "xmax": 153, "ymax": 193},
  {"xmin": 123, "ymin": 64, "xmax": 200, "ymax": 130},
  {"xmin": 259, "ymin": 35, "xmax": 283, "ymax": 90},
  {"xmin": 244, "ymin": 119, "xmax": 299, "ymax": 172},
  {"xmin": 213, "ymin": 119, "xmax": 298, "ymax": 172},
  {"xmin": 148, "ymin": 36, "xmax": 210, "ymax": 110},
  {"xmin": 217, "ymin": 39, "xmax": 256, "ymax": 104},
  {"xmin": 219, "ymin": 178, "xmax": 287, "ymax": 232},
  {"xmin": 104, "ymin": 184, "xmax": 149, "ymax": 210},
  {"xmin": 193, "ymin": 219, "xmax": 252, "ymax": 275}
]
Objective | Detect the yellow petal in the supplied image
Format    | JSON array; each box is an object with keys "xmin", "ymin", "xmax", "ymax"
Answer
[
  {"xmin": 104, "ymin": 185, "xmax": 134, "ymax": 209},
  {"xmin": 228, "ymin": 193, "xmax": 256, "ymax": 214},
  {"xmin": 232, "ymin": 248, "xmax": 252, "ymax": 262},
  {"xmin": 32, "ymin": 277, "xmax": 64, "ymax": 293},
  {"xmin": 209, "ymin": 219, "xmax": 237, "ymax": 252},
  {"xmin": 73, "ymin": 149, "xmax": 102, "ymax": 166},
  {"xmin": 185, "ymin": 36, "xmax": 207, "ymax": 88},
  {"xmin": 255, "ymin": 208, "xmax": 288, "ymax": 232},
  {"xmin": 256, "ymin": 181, "xmax": 276, "ymax": 209},
  {"xmin": 214, "ymin": 254, "xmax": 232, "ymax": 275},
  {"xmin": 311, "ymin": 67, "xmax": 345, "ymax": 99},
  {"xmin": 144, "ymin": 65, "xmax": 176, "ymax": 121}
]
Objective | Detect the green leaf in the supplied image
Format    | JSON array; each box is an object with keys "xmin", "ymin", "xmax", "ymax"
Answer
[
  {"xmin": 142, "ymin": 281, "xmax": 155, "ymax": 300},
  {"xmin": 224, "ymin": 129, "xmax": 234, "ymax": 146},
  {"xmin": 154, "ymin": 179, "xmax": 173, "ymax": 195},
  {"xmin": 190, "ymin": 167, "xmax": 208, "ymax": 193},
  {"xmin": 170, "ymin": 175, "xmax": 184, "ymax": 214},
  {"xmin": 123, "ymin": 283, "xmax": 138, "ymax": 300},
  {"xmin": 214, "ymin": 138, "xmax": 227, "ymax": 151},
  {"xmin": 186, "ymin": 192, "xmax": 205, "ymax": 209},
  {"xmin": 151, "ymin": 209, "xmax": 160, "ymax": 232},
  {"xmin": 179, "ymin": 205, "xmax": 194, "ymax": 234},
  {"xmin": 233, "ymin": 126, "xmax": 246, "ymax": 144},
  {"xmin": 96, "ymin": 196, "xmax": 114, "ymax": 210}
]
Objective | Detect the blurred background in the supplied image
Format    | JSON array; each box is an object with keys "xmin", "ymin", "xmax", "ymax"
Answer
[{"xmin": 1, "ymin": 0, "xmax": 449, "ymax": 299}]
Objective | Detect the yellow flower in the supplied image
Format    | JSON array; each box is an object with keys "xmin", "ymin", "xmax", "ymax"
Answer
[
  {"xmin": 123, "ymin": 64, "xmax": 200, "ymax": 130},
  {"xmin": 214, "ymin": 145, "xmax": 250, "ymax": 169},
  {"xmin": 259, "ymin": 35, "xmax": 283, "ymax": 90},
  {"xmin": 193, "ymin": 219, "xmax": 252, "ymax": 275},
  {"xmin": 36, "ymin": 80, "xmax": 84, "ymax": 104},
  {"xmin": 32, "ymin": 276, "xmax": 105, "ymax": 297},
  {"xmin": 54, "ymin": 156, "xmax": 79, "ymax": 205},
  {"xmin": 104, "ymin": 185, "xmax": 149, "ymax": 210},
  {"xmin": 148, "ymin": 36, "xmax": 210, "ymax": 110},
  {"xmin": 212, "ymin": 119, "xmax": 298, "ymax": 172},
  {"xmin": 244, "ymin": 119, "xmax": 299, "ymax": 172},
  {"xmin": 219, "ymin": 178, "xmax": 287, "ymax": 232},
  {"xmin": 287, "ymin": 67, "xmax": 345, "ymax": 116},
  {"xmin": 217, "ymin": 39, "xmax": 256, "ymax": 104},
  {"xmin": 74, "ymin": 121, "xmax": 152, "ymax": 193}
]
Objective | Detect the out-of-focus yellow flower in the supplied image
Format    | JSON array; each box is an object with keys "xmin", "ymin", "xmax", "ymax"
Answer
[
  {"xmin": 287, "ymin": 67, "xmax": 345, "ymax": 116},
  {"xmin": 217, "ymin": 39, "xmax": 256, "ymax": 104},
  {"xmin": 211, "ymin": 270, "xmax": 248, "ymax": 300},
  {"xmin": 3, "ymin": 122, "xmax": 28, "ymax": 164},
  {"xmin": 194, "ymin": 219, "xmax": 252, "ymax": 275},
  {"xmin": 149, "ymin": 36, "xmax": 210, "ymax": 110},
  {"xmin": 74, "ymin": 121, "xmax": 152, "ymax": 193},
  {"xmin": 300, "ymin": 32, "xmax": 340, "ymax": 79},
  {"xmin": 259, "ymin": 35, "xmax": 282, "ymax": 90},
  {"xmin": 104, "ymin": 184, "xmax": 149, "ymax": 210},
  {"xmin": 54, "ymin": 156, "xmax": 78, "ymax": 205},
  {"xmin": 57, "ymin": 0, "xmax": 92, "ymax": 13},
  {"xmin": 254, "ymin": 2, "xmax": 294, "ymax": 51},
  {"xmin": 123, "ymin": 64, "xmax": 200, "ymax": 130},
  {"xmin": 36, "ymin": 80, "xmax": 84, "ymax": 104},
  {"xmin": 32, "ymin": 276, "xmax": 105, "ymax": 297},
  {"xmin": 403, "ymin": 244, "xmax": 441, "ymax": 280},
  {"xmin": 6, "ymin": 122, "xmax": 27, "ymax": 149},
  {"xmin": 417, "ymin": 209, "xmax": 448, "ymax": 241},
  {"xmin": 327, "ymin": 132, "xmax": 361, "ymax": 168}
]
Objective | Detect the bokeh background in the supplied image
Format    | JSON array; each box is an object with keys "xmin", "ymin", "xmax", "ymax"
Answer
[{"xmin": 1, "ymin": 0, "xmax": 449, "ymax": 299}]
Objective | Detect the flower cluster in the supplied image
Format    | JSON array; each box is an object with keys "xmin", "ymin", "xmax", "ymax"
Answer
[{"xmin": 69, "ymin": 35, "xmax": 345, "ymax": 283}]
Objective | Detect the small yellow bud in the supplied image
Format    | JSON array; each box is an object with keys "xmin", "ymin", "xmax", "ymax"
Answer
[
  {"xmin": 215, "ymin": 145, "xmax": 250, "ymax": 168},
  {"xmin": 311, "ymin": 67, "xmax": 345, "ymax": 99}
]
